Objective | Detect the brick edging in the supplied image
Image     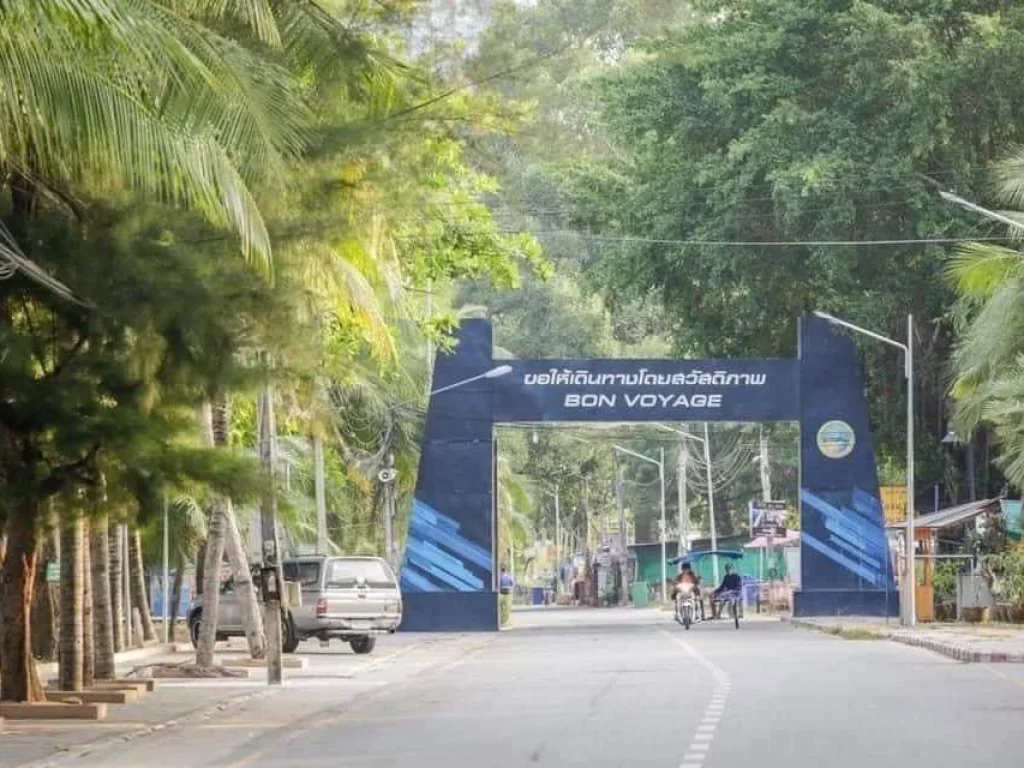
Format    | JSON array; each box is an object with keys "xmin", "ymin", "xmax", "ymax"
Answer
[{"xmin": 782, "ymin": 616, "xmax": 1024, "ymax": 663}]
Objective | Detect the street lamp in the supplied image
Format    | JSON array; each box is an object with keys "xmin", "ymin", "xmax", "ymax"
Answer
[
  {"xmin": 655, "ymin": 423, "xmax": 720, "ymax": 583},
  {"xmin": 814, "ymin": 310, "xmax": 915, "ymax": 627},
  {"xmin": 612, "ymin": 444, "xmax": 667, "ymax": 604},
  {"xmin": 428, "ymin": 364, "xmax": 513, "ymax": 396},
  {"xmin": 543, "ymin": 486, "xmax": 562, "ymax": 594}
]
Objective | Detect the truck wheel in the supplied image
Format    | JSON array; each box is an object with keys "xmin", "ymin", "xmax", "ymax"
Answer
[
  {"xmin": 350, "ymin": 636, "xmax": 376, "ymax": 655},
  {"xmin": 282, "ymin": 614, "xmax": 300, "ymax": 654}
]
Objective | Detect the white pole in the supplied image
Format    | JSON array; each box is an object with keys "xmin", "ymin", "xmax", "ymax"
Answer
[
  {"xmin": 554, "ymin": 486, "xmax": 561, "ymax": 594},
  {"xmin": 906, "ymin": 314, "xmax": 916, "ymax": 627},
  {"xmin": 704, "ymin": 423, "xmax": 719, "ymax": 584},
  {"xmin": 677, "ymin": 441, "xmax": 687, "ymax": 557},
  {"xmin": 424, "ymin": 280, "xmax": 433, "ymax": 401},
  {"xmin": 162, "ymin": 497, "xmax": 169, "ymax": 644},
  {"xmin": 659, "ymin": 448, "xmax": 667, "ymax": 605},
  {"xmin": 314, "ymin": 435, "xmax": 327, "ymax": 554}
]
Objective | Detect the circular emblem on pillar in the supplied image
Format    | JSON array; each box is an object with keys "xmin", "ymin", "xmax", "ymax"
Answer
[{"xmin": 817, "ymin": 420, "xmax": 856, "ymax": 459}]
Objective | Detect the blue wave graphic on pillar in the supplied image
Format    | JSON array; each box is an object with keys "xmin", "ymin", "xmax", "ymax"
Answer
[
  {"xmin": 400, "ymin": 499, "xmax": 492, "ymax": 593},
  {"xmin": 801, "ymin": 488, "xmax": 895, "ymax": 589}
]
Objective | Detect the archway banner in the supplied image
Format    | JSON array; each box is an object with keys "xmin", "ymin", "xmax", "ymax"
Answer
[
  {"xmin": 400, "ymin": 317, "xmax": 898, "ymax": 631},
  {"xmin": 491, "ymin": 359, "xmax": 798, "ymax": 423}
]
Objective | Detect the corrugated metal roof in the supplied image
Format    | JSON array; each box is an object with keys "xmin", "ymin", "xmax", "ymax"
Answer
[{"xmin": 896, "ymin": 498, "xmax": 1001, "ymax": 531}]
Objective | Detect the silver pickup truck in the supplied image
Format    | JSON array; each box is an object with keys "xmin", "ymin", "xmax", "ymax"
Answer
[{"xmin": 188, "ymin": 555, "xmax": 402, "ymax": 655}]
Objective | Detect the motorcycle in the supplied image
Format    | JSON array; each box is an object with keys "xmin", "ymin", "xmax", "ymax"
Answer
[{"xmin": 674, "ymin": 583, "xmax": 698, "ymax": 630}]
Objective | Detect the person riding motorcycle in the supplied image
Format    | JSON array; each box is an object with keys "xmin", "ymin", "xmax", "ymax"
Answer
[
  {"xmin": 672, "ymin": 562, "xmax": 704, "ymax": 620},
  {"xmin": 712, "ymin": 563, "xmax": 743, "ymax": 618}
]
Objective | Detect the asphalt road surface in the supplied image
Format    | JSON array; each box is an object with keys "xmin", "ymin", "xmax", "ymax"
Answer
[{"xmin": 34, "ymin": 608, "xmax": 1024, "ymax": 767}]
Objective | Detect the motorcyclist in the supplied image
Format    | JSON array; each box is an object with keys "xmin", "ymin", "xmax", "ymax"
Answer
[
  {"xmin": 673, "ymin": 562, "xmax": 704, "ymax": 620},
  {"xmin": 712, "ymin": 563, "xmax": 743, "ymax": 618}
]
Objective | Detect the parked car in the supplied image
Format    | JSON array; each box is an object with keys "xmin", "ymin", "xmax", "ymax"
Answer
[{"xmin": 188, "ymin": 555, "xmax": 402, "ymax": 655}]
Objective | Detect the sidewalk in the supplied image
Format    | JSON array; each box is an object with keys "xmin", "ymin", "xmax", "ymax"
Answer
[
  {"xmin": 1, "ymin": 633, "xmax": 489, "ymax": 768},
  {"xmin": 785, "ymin": 615, "xmax": 1024, "ymax": 662}
]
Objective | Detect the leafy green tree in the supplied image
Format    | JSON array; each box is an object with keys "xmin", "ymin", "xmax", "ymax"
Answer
[{"xmin": 570, "ymin": 0, "xmax": 1024, "ymax": 485}]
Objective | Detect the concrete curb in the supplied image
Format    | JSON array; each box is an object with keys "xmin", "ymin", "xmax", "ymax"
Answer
[
  {"xmin": 35, "ymin": 642, "xmax": 177, "ymax": 679},
  {"xmin": 783, "ymin": 616, "xmax": 1024, "ymax": 663}
]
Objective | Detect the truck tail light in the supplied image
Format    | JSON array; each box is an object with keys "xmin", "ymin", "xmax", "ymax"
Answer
[{"xmin": 316, "ymin": 597, "xmax": 328, "ymax": 617}]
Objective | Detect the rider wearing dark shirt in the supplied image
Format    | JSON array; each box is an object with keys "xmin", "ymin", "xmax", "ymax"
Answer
[
  {"xmin": 712, "ymin": 564, "xmax": 742, "ymax": 618},
  {"xmin": 715, "ymin": 564, "xmax": 743, "ymax": 595}
]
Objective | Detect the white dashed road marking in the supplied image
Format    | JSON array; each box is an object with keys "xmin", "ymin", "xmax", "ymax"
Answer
[{"xmin": 663, "ymin": 631, "xmax": 732, "ymax": 768}]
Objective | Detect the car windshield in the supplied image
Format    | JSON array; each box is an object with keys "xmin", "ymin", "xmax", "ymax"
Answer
[
  {"xmin": 283, "ymin": 561, "xmax": 321, "ymax": 588},
  {"xmin": 324, "ymin": 559, "xmax": 395, "ymax": 589}
]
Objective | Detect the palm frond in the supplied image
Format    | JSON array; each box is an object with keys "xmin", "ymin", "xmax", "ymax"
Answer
[{"xmin": 946, "ymin": 242, "xmax": 1024, "ymax": 300}]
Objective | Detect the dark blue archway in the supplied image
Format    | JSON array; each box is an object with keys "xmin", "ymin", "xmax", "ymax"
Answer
[{"xmin": 400, "ymin": 317, "xmax": 897, "ymax": 630}]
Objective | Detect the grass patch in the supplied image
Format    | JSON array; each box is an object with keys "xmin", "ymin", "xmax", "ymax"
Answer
[{"xmin": 819, "ymin": 625, "xmax": 882, "ymax": 640}]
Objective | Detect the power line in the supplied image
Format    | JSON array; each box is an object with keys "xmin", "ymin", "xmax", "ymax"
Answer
[{"xmin": 490, "ymin": 231, "xmax": 1015, "ymax": 248}]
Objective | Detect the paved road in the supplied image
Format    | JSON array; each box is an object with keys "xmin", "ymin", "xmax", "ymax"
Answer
[{"xmin": 20, "ymin": 608, "xmax": 1024, "ymax": 767}]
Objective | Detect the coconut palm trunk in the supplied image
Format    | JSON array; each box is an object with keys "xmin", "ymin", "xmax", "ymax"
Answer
[
  {"xmin": 82, "ymin": 518, "xmax": 94, "ymax": 689},
  {"xmin": 169, "ymin": 560, "xmax": 184, "ymax": 636},
  {"xmin": 196, "ymin": 496, "xmax": 226, "ymax": 667},
  {"xmin": 223, "ymin": 501, "xmax": 266, "ymax": 658},
  {"xmin": 108, "ymin": 525, "xmax": 125, "ymax": 653},
  {"xmin": 91, "ymin": 514, "xmax": 116, "ymax": 680},
  {"xmin": 129, "ymin": 528, "xmax": 157, "ymax": 643},
  {"xmin": 58, "ymin": 507, "xmax": 84, "ymax": 692},
  {"xmin": 198, "ymin": 399, "xmax": 266, "ymax": 659}
]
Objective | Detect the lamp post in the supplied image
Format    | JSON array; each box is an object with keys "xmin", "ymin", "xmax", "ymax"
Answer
[
  {"xmin": 655, "ymin": 423, "xmax": 719, "ymax": 583},
  {"xmin": 814, "ymin": 311, "xmax": 915, "ymax": 627},
  {"xmin": 429, "ymin": 365, "xmax": 513, "ymax": 396},
  {"xmin": 612, "ymin": 444, "xmax": 667, "ymax": 604},
  {"xmin": 544, "ymin": 486, "xmax": 562, "ymax": 595}
]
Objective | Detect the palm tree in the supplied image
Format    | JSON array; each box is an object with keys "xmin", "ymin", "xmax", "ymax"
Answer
[
  {"xmin": 108, "ymin": 524, "xmax": 126, "ymax": 654},
  {"xmin": 949, "ymin": 151, "xmax": 1024, "ymax": 487},
  {"xmin": 91, "ymin": 512, "xmax": 117, "ymax": 680},
  {"xmin": 58, "ymin": 504, "xmax": 84, "ymax": 692},
  {"xmin": 82, "ymin": 517, "xmax": 95, "ymax": 689},
  {"xmin": 128, "ymin": 528, "xmax": 157, "ymax": 644}
]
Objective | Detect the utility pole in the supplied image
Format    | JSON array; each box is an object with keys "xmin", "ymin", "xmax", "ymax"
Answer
[
  {"xmin": 758, "ymin": 425, "xmax": 773, "ymax": 501},
  {"xmin": 677, "ymin": 441, "xmax": 688, "ymax": 558},
  {"xmin": 258, "ymin": 381, "xmax": 284, "ymax": 685},
  {"xmin": 704, "ymin": 423, "xmax": 719, "ymax": 584},
  {"xmin": 162, "ymin": 496, "xmax": 169, "ymax": 643},
  {"xmin": 553, "ymin": 486, "xmax": 561, "ymax": 596},
  {"xmin": 424, "ymin": 281, "xmax": 434, "ymax": 401},
  {"xmin": 659, "ymin": 447, "xmax": 667, "ymax": 605},
  {"xmin": 313, "ymin": 434, "xmax": 327, "ymax": 554},
  {"xmin": 613, "ymin": 456, "xmax": 628, "ymax": 606},
  {"xmin": 380, "ymin": 453, "xmax": 397, "ymax": 567}
]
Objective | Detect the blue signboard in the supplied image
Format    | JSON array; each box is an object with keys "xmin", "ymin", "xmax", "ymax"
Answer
[
  {"xmin": 491, "ymin": 359, "xmax": 798, "ymax": 423},
  {"xmin": 400, "ymin": 317, "xmax": 897, "ymax": 631}
]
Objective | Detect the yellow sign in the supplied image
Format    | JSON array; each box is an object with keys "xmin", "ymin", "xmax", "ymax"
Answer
[{"xmin": 880, "ymin": 486, "xmax": 907, "ymax": 524}]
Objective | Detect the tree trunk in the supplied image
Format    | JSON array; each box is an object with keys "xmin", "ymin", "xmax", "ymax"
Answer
[
  {"xmin": 108, "ymin": 525, "xmax": 124, "ymax": 653},
  {"xmin": 198, "ymin": 399, "xmax": 265, "ymax": 659},
  {"xmin": 30, "ymin": 523, "xmax": 59, "ymax": 661},
  {"xmin": 195, "ymin": 542, "xmax": 206, "ymax": 595},
  {"xmin": 0, "ymin": 507, "xmax": 45, "ymax": 702},
  {"xmin": 168, "ymin": 560, "xmax": 184, "ymax": 637},
  {"xmin": 196, "ymin": 498, "xmax": 226, "ymax": 667},
  {"xmin": 58, "ymin": 507, "xmax": 84, "ymax": 692},
  {"xmin": 223, "ymin": 500, "xmax": 265, "ymax": 659},
  {"xmin": 82, "ymin": 518, "xmax": 94, "ymax": 688},
  {"xmin": 129, "ymin": 529, "xmax": 157, "ymax": 643},
  {"xmin": 91, "ymin": 514, "xmax": 116, "ymax": 680}
]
